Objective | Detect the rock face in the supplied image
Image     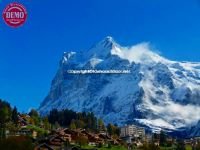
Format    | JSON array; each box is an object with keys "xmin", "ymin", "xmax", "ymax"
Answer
[
  {"xmin": 39, "ymin": 36, "xmax": 200, "ymax": 133},
  {"xmin": 188, "ymin": 121, "xmax": 200, "ymax": 137}
]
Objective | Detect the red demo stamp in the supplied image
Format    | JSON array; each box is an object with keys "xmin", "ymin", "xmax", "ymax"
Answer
[{"xmin": 2, "ymin": 2, "xmax": 27, "ymax": 28}]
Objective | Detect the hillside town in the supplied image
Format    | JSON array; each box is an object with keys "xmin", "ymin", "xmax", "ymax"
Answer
[
  {"xmin": 4, "ymin": 113, "xmax": 147, "ymax": 150},
  {"xmin": 1, "ymin": 99, "xmax": 200, "ymax": 150}
]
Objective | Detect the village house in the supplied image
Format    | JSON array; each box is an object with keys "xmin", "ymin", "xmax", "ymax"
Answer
[
  {"xmin": 62, "ymin": 128, "xmax": 84, "ymax": 143},
  {"xmin": 18, "ymin": 114, "xmax": 30, "ymax": 127},
  {"xmin": 58, "ymin": 130, "xmax": 72, "ymax": 143},
  {"xmin": 48, "ymin": 135, "xmax": 65, "ymax": 149},
  {"xmin": 184, "ymin": 137, "xmax": 200, "ymax": 148},
  {"xmin": 81, "ymin": 130, "xmax": 104, "ymax": 146},
  {"xmin": 34, "ymin": 134, "xmax": 66, "ymax": 150},
  {"xmin": 5, "ymin": 127, "xmax": 38, "ymax": 139}
]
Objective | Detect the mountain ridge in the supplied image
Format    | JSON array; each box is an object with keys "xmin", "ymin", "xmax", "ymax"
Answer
[{"xmin": 39, "ymin": 36, "xmax": 200, "ymax": 136}]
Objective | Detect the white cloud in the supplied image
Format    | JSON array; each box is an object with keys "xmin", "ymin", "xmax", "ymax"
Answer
[
  {"xmin": 111, "ymin": 42, "xmax": 167, "ymax": 64},
  {"xmin": 153, "ymin": 102, "xmax": 200, "ymax": 126}
]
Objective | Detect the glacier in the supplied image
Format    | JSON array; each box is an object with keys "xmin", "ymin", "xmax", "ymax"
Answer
[{"xmin": 39, "ymin": 36, "xmax": 200, "ymax": 134}]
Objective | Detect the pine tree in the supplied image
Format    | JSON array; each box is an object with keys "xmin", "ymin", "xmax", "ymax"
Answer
[
  {"xmin": 98, "ymin": 119, "xmax": 105, "ymax": 131},
  {"xmin": 12, "ymin": 106, "xmax": 18, "ymax": 125},
  {"xmin": 159, "ymin": 130, "xmax": 167, "ymax": 146},
  {"xmin": 70, "ymin": 120, "xmax": 76, "ymax": 129}
]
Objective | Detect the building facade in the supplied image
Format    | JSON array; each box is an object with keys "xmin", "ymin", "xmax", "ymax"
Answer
[{"xmin": 120, "ymin": 125, "xmax": 145, "ymax": 141}]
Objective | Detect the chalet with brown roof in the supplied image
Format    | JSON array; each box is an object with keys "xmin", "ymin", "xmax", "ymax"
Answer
[
  {"xmin": 98, "ymin": 133, "xmax": 111, "ymax": 140},
  {"xmin": 87, "ymin": 133, "xmax": 103, "ymax": 145},
  {"xmin": 56, "ymin": 129, "xmax": 72, "ymax": 142},
  {"xmin": 63, "ymin": 128, "xmax": 85, "ymax": 142},
  {"xmin": 48, "ymin": 135, "xmax": 65, "ymax": 146},
  {"xmin": 18, "ymin": 115, "xmax": 29, "ymax": 127}
]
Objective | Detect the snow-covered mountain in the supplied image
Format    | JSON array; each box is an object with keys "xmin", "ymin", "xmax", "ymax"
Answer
[{"xmin": 39, "ymin": 36, "xmax": 200, "ymax": 134}]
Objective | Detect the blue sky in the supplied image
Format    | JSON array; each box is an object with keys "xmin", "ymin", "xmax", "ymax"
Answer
[{"xmin": 0, "ymin": 0, "xmax": 200, "ymax": 112}]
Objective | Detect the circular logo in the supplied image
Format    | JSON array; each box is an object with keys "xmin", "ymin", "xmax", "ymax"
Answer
[{"xmin": 2, "ymin": 2, "xmax": 27, "ymax": 28}]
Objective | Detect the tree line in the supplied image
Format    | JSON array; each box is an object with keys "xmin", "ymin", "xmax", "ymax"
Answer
[
  {"xmin": 0, "ymin": 99, "xmax": 18, "ymax": 139},
  {"xmin": 0, "ymin": 99, "xmax": 120, "ymax": 137},
  {"xmin": 48, "ymin": 108, "xmax": 120, "ymax": 136}
]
